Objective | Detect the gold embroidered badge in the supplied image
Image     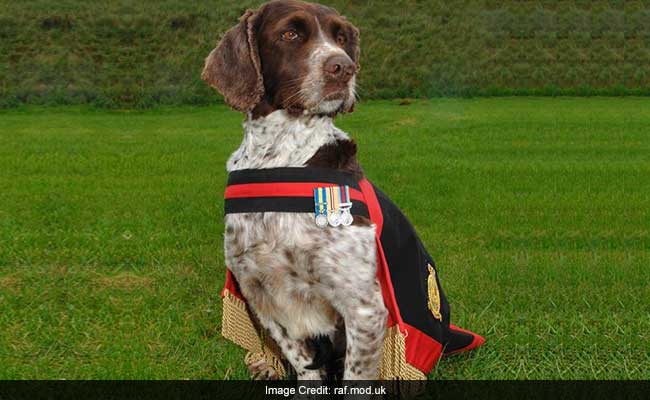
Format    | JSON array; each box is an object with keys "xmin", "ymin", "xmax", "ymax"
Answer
[{"xmin": 427, "ymin": 264, "xmax": 442, "ymax": 321}]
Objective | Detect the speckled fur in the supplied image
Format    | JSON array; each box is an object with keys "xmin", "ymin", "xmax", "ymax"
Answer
[{"xmin": 225, "ymin": 110, "xmax": 387, "ymax": 380}]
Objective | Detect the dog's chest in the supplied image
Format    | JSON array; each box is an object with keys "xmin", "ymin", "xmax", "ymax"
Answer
[
  {"xmin": 223, "ymin": 111, "xmax": 376, "ymax": 338},
  {"xmin": 227, "ymin": 111, "xmax": 347, "ymax": 170}
]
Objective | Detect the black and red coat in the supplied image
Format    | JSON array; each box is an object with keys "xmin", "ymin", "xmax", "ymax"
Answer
[{"xmin": 222, "ymin": 167, "xmax": 484, "ymax": 378}]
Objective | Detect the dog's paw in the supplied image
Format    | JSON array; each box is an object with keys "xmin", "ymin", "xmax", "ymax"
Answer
[{"xmin": 245, "ymin": 352, "xmax": 280, "ymax": 380}]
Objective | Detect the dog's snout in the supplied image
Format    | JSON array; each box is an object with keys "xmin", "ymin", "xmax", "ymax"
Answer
[{"xmin": 323, "ymin": 55, "xmax": 355, "ymax": 82}]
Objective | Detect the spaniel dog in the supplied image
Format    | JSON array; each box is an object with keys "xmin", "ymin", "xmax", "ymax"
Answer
[{"xmin": 203, "ymin": 0, "xmax": 385, "ymax": 380}]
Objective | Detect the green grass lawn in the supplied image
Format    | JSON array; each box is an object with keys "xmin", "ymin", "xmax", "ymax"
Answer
[{"xmin": 1, "ymin": 98, "xmax": 649, "ymax": 379}]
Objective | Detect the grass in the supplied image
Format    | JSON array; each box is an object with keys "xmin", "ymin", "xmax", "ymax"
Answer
[{"xmin": 0, "ymin": 98, "xmax": 649, "ymax": 379}]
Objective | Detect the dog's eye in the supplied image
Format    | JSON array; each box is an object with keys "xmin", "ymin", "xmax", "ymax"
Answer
[
  {"xmin": 336, "ymin": 33, "xmax": 346, "ymax": 45},
  {"xmin": 281, "ymin": 30, "xmax": 299, "ymax": 41}
]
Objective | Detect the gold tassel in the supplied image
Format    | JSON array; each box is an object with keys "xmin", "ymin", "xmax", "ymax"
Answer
[
  {"xmin": 379, "ymin": 326, "xmax": 427, "ymax": 380},
  {"xmin": 221, "ymin": 290, "xmax": 286, "ymax": 377}
]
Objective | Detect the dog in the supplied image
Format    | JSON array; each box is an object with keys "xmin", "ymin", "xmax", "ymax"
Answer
[{"xmin": 202, "ymin": 0, "xmax": 386, "ymax": 380}]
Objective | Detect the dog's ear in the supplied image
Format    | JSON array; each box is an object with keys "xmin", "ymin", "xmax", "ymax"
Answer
[{"xmin": 202, "ymin": 9, "xmax": 264, "ymax": 113}]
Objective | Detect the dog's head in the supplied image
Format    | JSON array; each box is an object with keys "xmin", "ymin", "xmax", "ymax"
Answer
[{"xmin": 202, "ymin": 0, "xmax": 360, "ymax": 118}]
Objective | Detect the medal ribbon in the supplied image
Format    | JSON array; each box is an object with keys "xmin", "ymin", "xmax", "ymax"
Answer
[
  {"xmin": 314, "ymin": 187, "xmax": 328, "ymax": 217},
  {"xmin": 341, "ymin": 185, "xmax": 350, "ymax": 205},
  {"xmin": 331, "ymin": 186, "xmax": 340, "ymax": 214},
  {"xmin": 314, "ymin": 185, "xmax": 352, "ymax": 222}
]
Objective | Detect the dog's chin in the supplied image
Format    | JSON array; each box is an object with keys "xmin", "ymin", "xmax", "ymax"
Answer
[
  {"xmin": 284, "ymin": 82, "xmax": 356, "ymax": 117},
  {"xmin": 308, "ymin": 90, "xmax": 354, "ymax": 115},
  {"xmin": 314, "ymin": 99, "xmax": 345, "ymax": 115}
]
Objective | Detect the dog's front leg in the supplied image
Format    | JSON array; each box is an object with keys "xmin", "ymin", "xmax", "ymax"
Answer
[
  {"xmin": 320, "ymin": 272, "xmax": 386, "ymax": 379},
  {"xmin": 338, "ymin": 281, "xmax": 387, "ymax": 380},
  {"xmin": 318, "ymin": 228, "xmax": 388, "ymax": 380}
]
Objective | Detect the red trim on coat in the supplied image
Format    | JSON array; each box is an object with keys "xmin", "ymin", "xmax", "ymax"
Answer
[
  {"xmin": 443, "ymin": 324, "xmax": 486, "ymax": 356},
  {"xmin": 222, "ymin": 269, "xmax": 244, "ymax": 301},
  {"xmin": 403, "ymin": 322, "xmax": 444, "ymax": 373},
  {"xmin": 358, "ymin": 179, "xmax": 402, "ymax": 329},
  {"xmin": 225, "ymin": 182, "xmax": 365, "ymax": 201},
  {"xmin": 357, "ymin": 179, "xmax": 383, "ymax": 235}
]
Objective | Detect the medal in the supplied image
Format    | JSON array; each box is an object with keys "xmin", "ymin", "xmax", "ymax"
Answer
[
  {"xmin": 340, "ymin": 209, "xmax": 353, "ymax": 226},
  {"xmin": 314, "ymin": 187, "xmax": 328, "ymax": 228},
  {"xmin": 339, "ymin": 185, "xmax": 354, "ymax": 226},
  {"xmin": 328, "ymin": 210, "xmax": 342, "ymax": 226},
  {"xmin": 327, "ymin": 186, "xmax": 342, "ymax": 226},
  {"xmin": 314, "ymin": 185, "xmax": 354, "ymax": 227},
  {"xmin": 315, "ymin": 214, "xmax": 328, "ymax": 228}
]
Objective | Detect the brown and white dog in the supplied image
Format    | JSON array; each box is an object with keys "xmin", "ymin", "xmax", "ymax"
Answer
[{"xmin": 203, "ymin": 0, "xmax": 386, "ymax": 380}]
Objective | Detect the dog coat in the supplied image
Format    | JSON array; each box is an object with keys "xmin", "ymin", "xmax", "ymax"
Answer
[{"xmin": 221, "ymin": 167, "xmax": 484, "ymax": 379}]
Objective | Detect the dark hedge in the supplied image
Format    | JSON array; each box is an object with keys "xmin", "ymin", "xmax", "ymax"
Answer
[{"xmin": 1, "ymin": 0, "xmax": 649, "ymax": 108}]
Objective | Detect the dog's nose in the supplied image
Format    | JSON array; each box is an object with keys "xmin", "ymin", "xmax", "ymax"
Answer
[{"xmin": 323, "ymin": 55, "xmax": 355, "ymax": 82}]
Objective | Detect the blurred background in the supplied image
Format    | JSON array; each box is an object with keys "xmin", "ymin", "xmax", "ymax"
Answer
[{"xmin": 1, "ymin": 0, "xmax": 649, "ymax": 108}]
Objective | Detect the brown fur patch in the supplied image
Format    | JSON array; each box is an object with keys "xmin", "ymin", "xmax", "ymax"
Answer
[{"xmin": 306, "ymin": 139, "xmax": 363, "ymax": 179}]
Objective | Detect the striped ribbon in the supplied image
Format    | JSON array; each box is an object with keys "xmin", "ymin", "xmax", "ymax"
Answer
[{"xmin": 314, "ymin": 186, "xmax": 350, "ymax": 218}]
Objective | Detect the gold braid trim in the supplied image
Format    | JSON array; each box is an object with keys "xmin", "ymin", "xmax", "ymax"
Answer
[
  {"xmin": 222, "ymin": 291, "xmax": 424, "ymax": 380},
  {"xmin": 379, "ymin": 326, "xmax": 427, "ymax": 380},
  {"xmin": 221, "ymin": 289, "xmax": 286, "ymax": 377}
]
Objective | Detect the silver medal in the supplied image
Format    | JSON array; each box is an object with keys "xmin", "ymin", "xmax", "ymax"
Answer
[
  {"xmin": 341, "ymin": 209, "xmax": 353, "ymax": 226},
  {"xmin": 315, "ymin": 214, "xmax": 328, "ymax": 228},
  {"xmin": 327, "ymin": 210, "xmax": 342, "ymax": 227}
]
